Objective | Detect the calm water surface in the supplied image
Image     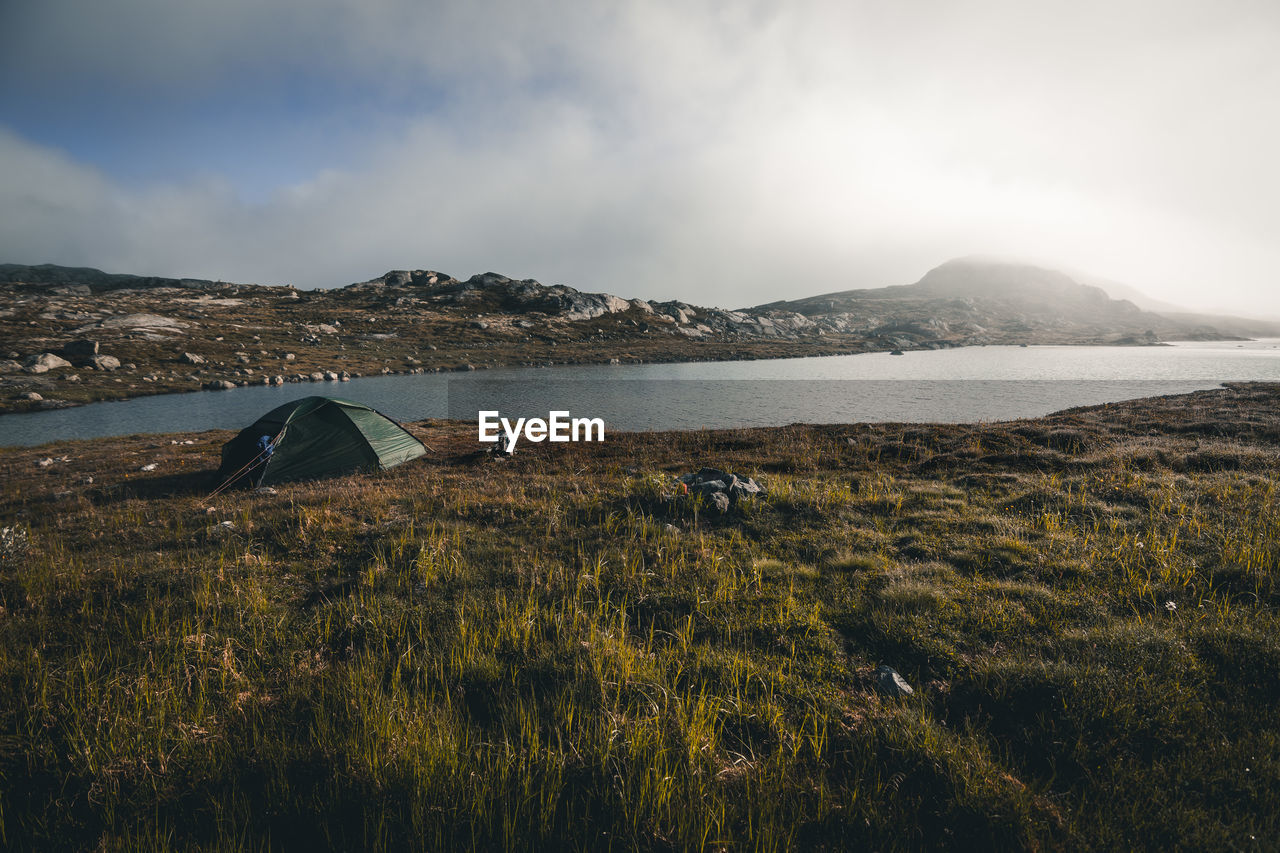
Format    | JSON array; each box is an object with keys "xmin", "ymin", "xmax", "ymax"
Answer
[{"xmin": 3, "ymin": 340, "xmax": 1279, "ymax": 447}]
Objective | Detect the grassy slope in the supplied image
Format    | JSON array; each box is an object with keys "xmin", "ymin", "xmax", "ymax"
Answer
[{"xmin": 1, "ymin": 385, "xmax": 1278, "ymax": 850}]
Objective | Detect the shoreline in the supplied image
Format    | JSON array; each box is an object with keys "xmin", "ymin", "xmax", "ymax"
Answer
[{"xmin": 0, "ymin": 336, "xmax": 1236, "ymax": 418}]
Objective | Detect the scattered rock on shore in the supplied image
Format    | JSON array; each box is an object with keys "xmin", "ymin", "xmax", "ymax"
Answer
[
  {"xmin": 23, "ymin": 353, "xmax": 72, "ymax": 374},
  {"xmin": 90, "ymin": 354, "xmax": 121, "ymax": 371}
]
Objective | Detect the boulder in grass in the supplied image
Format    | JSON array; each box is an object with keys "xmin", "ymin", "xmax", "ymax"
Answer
[
  {"xmin": 62, "ymin": 339, "xmax": 99, "ymax": 364},
  {"xmin": 676, "ymin": 467, "xmax": 766, "ymax": 506}
]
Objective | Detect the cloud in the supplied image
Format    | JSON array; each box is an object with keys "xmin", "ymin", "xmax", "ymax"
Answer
[{"xmin": 1, "ymin": 1, "xmax": 1278, "ymax": 314}]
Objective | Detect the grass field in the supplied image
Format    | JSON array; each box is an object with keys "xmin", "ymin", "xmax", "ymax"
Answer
[{"xmin": 2, "ymin": 384, "xmax": 1278, "ymax": 850}]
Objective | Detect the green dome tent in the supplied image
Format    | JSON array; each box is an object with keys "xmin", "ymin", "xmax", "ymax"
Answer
[{"xmin": 216, "ymin": 396, "xmax": 426, "ymax": 487}]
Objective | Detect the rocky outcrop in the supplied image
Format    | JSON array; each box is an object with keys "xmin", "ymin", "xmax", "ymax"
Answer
[{"xmin": 347, "ymin": 270, "xmax": 640, "ymax": 322}]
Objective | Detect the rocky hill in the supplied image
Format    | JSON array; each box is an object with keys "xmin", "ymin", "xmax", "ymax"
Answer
[
  {"xmin": 0, "ymin": 259, "xmax": 1267, "ymax": 414},
  {"xmin": 751, "ymin": 256, "xmax": 1256, "ymax": 349},
  {"xmin": 0, "ymin": 264, "xmax": 862, "ymax": 414}
]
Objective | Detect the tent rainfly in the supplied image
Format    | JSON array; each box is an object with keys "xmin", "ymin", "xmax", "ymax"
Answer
[{"xmin": 216, "ymin": 396, "xmax": 426, "ymax": 487}]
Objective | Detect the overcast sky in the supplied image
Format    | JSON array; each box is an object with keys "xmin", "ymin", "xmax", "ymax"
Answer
[{"xmin": 1, "ymin": 0, "xmax": 1277, "ymax": 314}]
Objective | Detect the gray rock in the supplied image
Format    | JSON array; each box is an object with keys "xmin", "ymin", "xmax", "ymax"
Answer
[
  {"xmin": 309, "ymin": 372, "xmax": 325, "ymax": 381},
  {"xmin": 23, "ymin": 352, "xmax": 71, "ymax": 374},
  {"xmin": 323, "ymin": 370, "xmax": 339, "ymax": 381},
  {"xmin": 20, "ymin": 391, "xmax": 43, "ymax": 401},
  {"xmin": 90, "ymin": 354, "xmax": 121, "ymax": 371},
  {"xmin": 204, "ymin": 379, "xmax": 237, "ymax": 390},
  {"xmin": 875, "ymin": 665, "xmax": 914, "ymax": 698},
  {"xmin": 181, "ymin": 352, "xmax": 206, "ymax": 365},
  {"xmin": 709, "ymin": 491, "xmax": 731, "ymax": 513},
  {"xmin": 729, "ymin": 476, "xmax": 763, "ymax": 498},
  {"xmin": 96, "ymin": 313, "xmax": 188, "ymax": 332},
  {"xmin": 0, "ymin": 360, "xmax": 22, "ymax": 373}
]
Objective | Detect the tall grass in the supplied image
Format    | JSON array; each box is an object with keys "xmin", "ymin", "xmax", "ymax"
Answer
[{"xmin": 1, "ymin": 384, "xmax": 1279, "ymax": 850}]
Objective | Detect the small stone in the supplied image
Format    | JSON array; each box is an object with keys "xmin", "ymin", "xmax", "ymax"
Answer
[
  {"xmin": 20, "ymin": 391, "xmax": 43, "ymax": 401},
  {"xmin": 181, "ymin": 352, "xmax": 206, "ymax": 365},
  {"xmin": 140, "ymin": 463, "xmax": 157, "ymax": 472},
  {"xmin": 709, "ymin": 491, "xmax": 730, "ymax": 513},
  {"xmin": 90, "ymin": 354, "xmax": 121, "ymax": 371},
  {"xmin": 875, "ymin": 665, "xmax": 914, "ymax": 698}
]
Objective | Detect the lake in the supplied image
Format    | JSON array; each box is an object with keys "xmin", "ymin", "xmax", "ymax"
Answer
[{"xmin": 3, "ymin": 339, "xmax": 1280, "ymax": 447}]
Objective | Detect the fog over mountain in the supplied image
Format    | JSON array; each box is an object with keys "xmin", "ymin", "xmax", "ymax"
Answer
[{"xmin": 2, "ymin": 1, "xmax": 1278, "ymax": 315}]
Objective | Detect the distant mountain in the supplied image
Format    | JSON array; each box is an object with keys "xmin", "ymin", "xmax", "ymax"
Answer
[
  {"xmin": 0, "ymin": 263, "xmax": 224, "ymax": 292},
  {"xmin": 1068, "ymin": 272, "xmax": 1192, "ymax": 315},
  {"xmin": 751, "ymin": 257, "xmax": 1277, "ymax": 344}
]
